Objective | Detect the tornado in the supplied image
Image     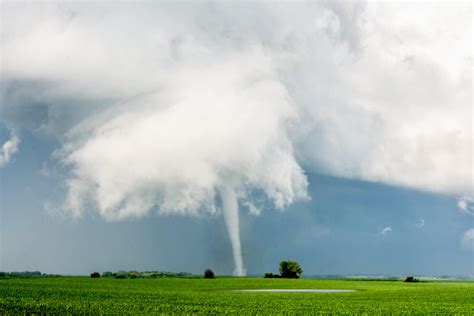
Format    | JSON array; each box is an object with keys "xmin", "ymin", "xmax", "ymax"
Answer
[
  {"xmin": 38, "ymin": 5, "xmax": 310, "ymax": 276},
  {"xmin": 219, "ymin": 184, "xmax": 246, "ymax": 276}
]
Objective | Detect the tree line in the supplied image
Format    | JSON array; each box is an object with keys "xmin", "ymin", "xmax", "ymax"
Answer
[{"xmin": 91, "ymin": 271, "xmax": 192, "ymax": 279}]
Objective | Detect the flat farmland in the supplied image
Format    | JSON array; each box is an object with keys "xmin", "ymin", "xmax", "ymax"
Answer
[{"xmin": 1, "ymin": 277, "xmax": 473, "ymax": 314}]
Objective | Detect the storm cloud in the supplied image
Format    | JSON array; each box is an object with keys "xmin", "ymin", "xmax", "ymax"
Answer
[{"xmin": 1, "ymin": 1, "xmax": 472, "ymax": 273}]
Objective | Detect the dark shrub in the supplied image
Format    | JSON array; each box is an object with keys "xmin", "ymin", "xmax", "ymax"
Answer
[
  {"xmin": 279, "ymin": 261, "xmax": 303, "ymax": 279},
  {"xmin": 404, "ymin": 276, "xmax": 419, "ymax": 283},
  {"xmin": 90, "ymin": 272, "xmax": 101, "ymax": 278},
  {"xmin": 204, "ymin": 269, "xmax": 215, "ymax": 279},
  {"xmin": 264, "ymin": 272, "xmax": 274, "ymax": 278}
]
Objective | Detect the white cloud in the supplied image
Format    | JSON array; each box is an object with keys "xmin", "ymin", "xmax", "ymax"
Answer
[
  {"xmin": 416, "ymin": 219, "xmax": 425, "ymax": 228},
  {"xmin": 0, "ymin": 132, "xmax": 20, "ymax": 167},
  {"xmin": 458, "ymin": 197, "xmax": 474, "ymax": 216},
  {"xmin": 461, "ymin": 229, "xmax": 474, "ymax": 250},
  {"xmin": 294, "ymin": 2, "xmax": 472, "ymax": 197},
  {"xmin": 58, "ymin": 53, "xmax": 309, "ymax": 220},
  {"xmin": 0, "ymin": 1, "xmax": 471, "ymax": 220},
  {"xmin": 378, "ymin": 227, "xmax": 392, "ymax": 236}
]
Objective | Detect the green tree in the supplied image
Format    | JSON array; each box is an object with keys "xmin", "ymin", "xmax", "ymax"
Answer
[
  {"xmin": 279, "ymin": 260, "xmax": 303, "ymax": 279},
  {"xmin": 404, "ymin": 276, "xmax": 419, "ymax": 283},
  {"xmin": 128, "ymin": 271, "xmax": 140, "ymax": 279},
  {"xmin": 204, "ymin": 269, "xmax": 215, "ymax": 279},
  {"xmin": 90, "ymin": 272, "xmax": 101, "ymax": 278},
  {"xmin": 115, "ymin": 271, "xmax": 127, "ymax": 279}
]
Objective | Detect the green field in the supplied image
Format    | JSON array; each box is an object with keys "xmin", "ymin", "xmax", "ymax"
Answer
[{"xmin": 1, "ymin": 277, "xmax": 473, "ymax": 314}]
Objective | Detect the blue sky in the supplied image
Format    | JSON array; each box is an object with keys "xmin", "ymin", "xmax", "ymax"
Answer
[
  {"xmin": 0, "ymin": 1, "xmax": 472, "ymax": 276},
  {"xmin": 1, "ymin": 126, "xmax": 472, "ymax": 276}
]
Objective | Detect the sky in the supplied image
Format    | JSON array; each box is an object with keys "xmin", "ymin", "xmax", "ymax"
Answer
[{"xmin": 0, "ymin": 1, "xmax": 473, "ymax": 276}]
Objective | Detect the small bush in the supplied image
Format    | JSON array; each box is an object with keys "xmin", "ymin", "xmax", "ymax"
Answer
[
  {"xmin": 404, "ymin": 276, "xmax": 419, "ymax": 283},
  {"xmin": 90, "ymin": 272, "xmax": 101, "ymax": 278},
  {"xmin": 128, "ymin": 271, "xmax": 139, "ymax": 279},
  {"xmin": 264, "ymin": 272, "xmax": 273, "ymax": 278},
  {"xmin": 102, "ymin": 271, "xmax": 113, "ymax": 277},
  {"xmin": 115, "ymin": 271, "xmax": 127, "ymax": 279},
  {"xmin": 204, "ymin": 269, "xmax": 215, "ymax": 279}
]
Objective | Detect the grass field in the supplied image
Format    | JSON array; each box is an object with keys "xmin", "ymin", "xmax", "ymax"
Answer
[{"xmin": 1, "ymin": 277, "xmax": 473, "ymax": 314}]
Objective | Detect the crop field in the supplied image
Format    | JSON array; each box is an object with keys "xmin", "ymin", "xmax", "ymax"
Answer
[{"xmin": 1, "ymin": 277, "xmax": 473, "ymax": 314}]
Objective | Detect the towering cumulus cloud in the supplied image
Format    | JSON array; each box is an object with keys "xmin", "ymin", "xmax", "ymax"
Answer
[{"xmin": 1, "ymin": 2, "xmax": 472, "ymax": 274}]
